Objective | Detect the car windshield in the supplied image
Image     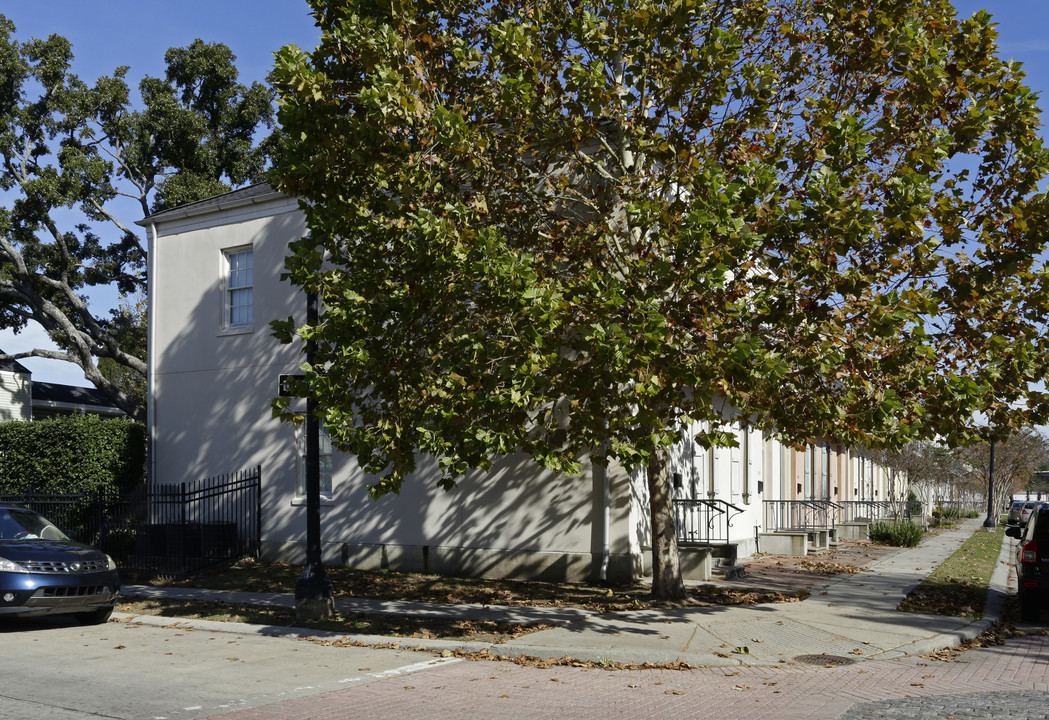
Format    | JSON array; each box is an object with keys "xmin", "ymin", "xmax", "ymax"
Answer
[{"xmin": 0, "ymin": 508, "xmax": 70, "ymax": 541}]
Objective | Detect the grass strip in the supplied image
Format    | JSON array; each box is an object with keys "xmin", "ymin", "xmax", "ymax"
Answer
[{"xmin": 898, "ymin": 527, "xmax": 1003, "ymax": 618}]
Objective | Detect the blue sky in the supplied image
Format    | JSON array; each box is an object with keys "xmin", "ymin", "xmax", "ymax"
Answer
[
  {"xmin": 1, "ymin": 1, "xmax": 320, "ymax": 90},
  {"xmin": 0, "ymin": 1, "xmax": 321, "ymax": 385},
  {"xmin": 1, "ymin": 1, "xmax": 1047, "ymax": 386}
]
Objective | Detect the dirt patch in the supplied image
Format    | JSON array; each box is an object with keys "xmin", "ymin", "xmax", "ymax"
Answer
[{"xmin": 723, "ymin": 539, "xmax": 902, "ymax": 594}]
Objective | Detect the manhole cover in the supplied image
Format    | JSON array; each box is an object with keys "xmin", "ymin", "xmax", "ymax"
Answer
[{"xmin": 793, "ymin": 654, "xmax": 857, "ymax": 666}]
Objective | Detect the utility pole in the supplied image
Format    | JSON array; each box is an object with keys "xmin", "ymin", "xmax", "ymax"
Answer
[
  {"xmin": 983, "ymin": 438, "xmax": 997, "ymax": 530},
  {"xmin": 295, "ymin": 289, "xmax": 334, "ymax": 621}
]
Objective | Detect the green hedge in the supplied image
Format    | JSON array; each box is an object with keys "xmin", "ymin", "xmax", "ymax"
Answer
[{"xmin": 0, "ymin": 415, "xmax": 145, "ymax": 494}]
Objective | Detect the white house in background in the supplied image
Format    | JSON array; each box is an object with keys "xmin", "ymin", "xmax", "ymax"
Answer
[
  {"xmin": 142, "ymin": 184, "xmax": 903, "ymax": 583},
  {"xmin": 0, "ymin": 356, "xmax": 124, "ymax": 421},
  {"xmin": 0, "ymin": 357, "xmax": 32, "ymax": 422}
]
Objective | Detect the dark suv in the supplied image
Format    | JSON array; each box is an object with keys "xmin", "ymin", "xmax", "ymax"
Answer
[
  {"xmin": 1007, "ymin": 503, "xmax": 1049, "ymax": 622},
  {"xmin": 0, "ymin": 503, "xmax": 120, "ymax": 624}
]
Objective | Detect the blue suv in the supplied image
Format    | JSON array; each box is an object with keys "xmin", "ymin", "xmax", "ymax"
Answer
[{"xmin": 0, "ymin": 502, "xmax": 120, "ymax": 624}]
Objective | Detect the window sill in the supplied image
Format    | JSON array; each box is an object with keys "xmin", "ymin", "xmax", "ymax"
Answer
[
  {"xmin": 218, "ymin": 325, "xmax": 254, "ymax": 337},
  {"xmin": 291, "ymin": 496, "xmax": 334, "ymax": 507}
]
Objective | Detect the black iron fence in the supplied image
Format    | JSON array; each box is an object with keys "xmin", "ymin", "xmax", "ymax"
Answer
[
  {"xmin": 764, "ymin": 498, "xmax": 923, "ymax": 533},
  {"xmin": 673, "ymin": 498, "xmax": 744, "ymax": 545},
  {"xmin": 835, "ymin": 500, "xmax": 912, "ymax": 524},
  {"xmin": 0, "ymin": 465, "xmax": 261, "ymax": 578},
  {"xmin": 763, "ymin": 499, "xmax": 841, "ymax": 532}
]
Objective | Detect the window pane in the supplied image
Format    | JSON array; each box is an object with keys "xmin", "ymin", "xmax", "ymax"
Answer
[
  {"xmin": 298, "ymin": 426, "xmax": 334, "ymax": 499},
  {"xmin": 226, "ymin": 249, "xmax": 253, "ymax": 326},
  {"xmin": 319, "ymin": 455, "xmax": 333, "ymax": 497},
  {"xmin": 229, "ymin": 251, "xmax": 253, "ymax": 288},
  {"xmin": 229, "ymin": 287, "xmax": 253, "ymax": 325},
  {"xmin": 320, "ymin": 427, "xmax": 332, "ymax": 497}
]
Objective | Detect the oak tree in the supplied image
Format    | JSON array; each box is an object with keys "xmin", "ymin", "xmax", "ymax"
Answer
[{"xmin": 0, "ymin": 18, "xmax": 275, "ymax": 420}]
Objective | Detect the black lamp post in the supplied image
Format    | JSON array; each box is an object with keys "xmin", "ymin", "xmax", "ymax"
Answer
[
  {"xmin": 295, "ymin": 289, "xmax": 334, "ymax": 621},
  {"xmin": 983, "ymin": 438, "xmax": 997, "ymax": 529}
]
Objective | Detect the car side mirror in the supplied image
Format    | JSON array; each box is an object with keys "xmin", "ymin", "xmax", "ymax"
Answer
[{"xmin": 1006, "ymin": 526, "xmax": 1023, "ymax": 539}]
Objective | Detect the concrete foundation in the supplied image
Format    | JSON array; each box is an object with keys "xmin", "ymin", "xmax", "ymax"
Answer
[
  {"xmin": 637, "ymin": 545, "xmax": 714, "ymax": 581},
  {"xmin": 835, "ymin": 522, "xmax": 870, "ymax": 541},
  {"xmin": 757, "ymin": 532, "xmax": 809, "ymax": 556},
  {"xmin": 262, "ymin": 540, "xmax": 637, "ymax": 585}
]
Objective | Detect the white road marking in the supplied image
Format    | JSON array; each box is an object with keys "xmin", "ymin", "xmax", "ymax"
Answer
[{"xmin": 340, "ymin": 656, "xmax": 463, "ymax": 684}]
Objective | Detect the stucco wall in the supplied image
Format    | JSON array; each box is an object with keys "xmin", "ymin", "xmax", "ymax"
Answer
[{"xmin": 149, "ymin": 191, "xmax": 637, "ymax": 583}]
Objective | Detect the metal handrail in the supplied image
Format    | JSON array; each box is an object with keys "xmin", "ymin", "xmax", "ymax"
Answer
[
  {"xmin": 673, "ymin": 498, "xmax": 743, "ymax": 545},
  {"xmin": 835, "ymin": 500, "xmax": 920, "ymax": 524},
  {"xmin": 763, "ymin": 499, "xmax": 835, "ymax": 532}
]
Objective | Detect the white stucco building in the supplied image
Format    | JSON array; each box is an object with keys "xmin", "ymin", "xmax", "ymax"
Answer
[{"xmin": 143, "ymin": 184, "xmax": 903, "ymax": 583}]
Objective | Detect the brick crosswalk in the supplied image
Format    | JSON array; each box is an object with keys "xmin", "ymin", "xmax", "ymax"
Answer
[{"xmin": 213, "ymin": 634, "xmax": 1049, "ymax": 719}]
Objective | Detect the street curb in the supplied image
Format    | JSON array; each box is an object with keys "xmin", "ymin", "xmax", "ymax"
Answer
[{"xmin": 111, "ymin": 612, "xmax": 497, "ymax": 655}]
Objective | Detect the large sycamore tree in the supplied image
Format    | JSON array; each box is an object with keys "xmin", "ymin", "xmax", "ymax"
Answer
[
  {"xmin": 272, "ymin": 0, "xmax": 1049, "ymax": 600},
  {"xmin": 0, "ymin": 18, "xmax": 275, "ymax": 420}
]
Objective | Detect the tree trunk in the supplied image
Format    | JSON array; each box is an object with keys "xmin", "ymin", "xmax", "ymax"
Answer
[{"xmin": 647, "ymin": 445, "xmax": 687, "ymax": 601}]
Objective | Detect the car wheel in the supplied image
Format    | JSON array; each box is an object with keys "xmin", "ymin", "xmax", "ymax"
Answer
[
  {"xmin": 1019, "ymin": 591, "xmax": 1040, "ymax": 623},
  {"xmin": 76, "ymin": 607, "xmax": 113, "ymax": 625}
]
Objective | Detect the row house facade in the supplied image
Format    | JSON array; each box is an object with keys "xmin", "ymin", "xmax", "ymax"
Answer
[{"xmin": 144, "ymin": 184, "xmax": 903, "ymax": 585}]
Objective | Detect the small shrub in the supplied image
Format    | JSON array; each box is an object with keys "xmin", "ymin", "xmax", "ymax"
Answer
[
  {"xmin": 869, "ymin": 519, "xmax": 924, "ymax": 547},
  {"xmin": 930, "ymin": 506, "xmax": 962, "ymax": 528},
  {"xmin": 935, "ymin": 507, "xmax": 962, "ymax": 521}
]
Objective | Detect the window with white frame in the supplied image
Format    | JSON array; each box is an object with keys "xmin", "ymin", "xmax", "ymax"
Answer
[
  {"xmin": 295, "ymin": 425, "xmax": 333, "ymax": 501},
  {"xmin": 224, "ymin": 247, "xmax": 253, "ymax": 328}
]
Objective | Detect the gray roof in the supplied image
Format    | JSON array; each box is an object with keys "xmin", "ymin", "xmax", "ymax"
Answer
[
  {"xmin": 31, "ymin": 381, "xmax": 124, "ymax": 415},
  {"xmin": 0, "ymin": 356, "xmax": 31, "ymax": 375},
  {"xmin": 137, "ymin": 182, "xmax": 287, "ymax": 225}
]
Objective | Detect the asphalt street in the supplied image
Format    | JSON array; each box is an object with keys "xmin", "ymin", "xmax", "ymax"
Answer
[
  {"xmin": 0, "ymin": 614, "xmax": 456, "ymax": 719},
  {"xmin": 5, "ymin": 617, "xmax": 1047, "ymax": 720},
  {"xmin": 3, "ymin": 520, "xmax": 1047, "ymax": 719}
]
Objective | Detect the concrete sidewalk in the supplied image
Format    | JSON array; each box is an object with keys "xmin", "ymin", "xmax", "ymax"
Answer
[{"xmin": 119, "ymin": 518, "xmax": 1011, "ymax": 668}]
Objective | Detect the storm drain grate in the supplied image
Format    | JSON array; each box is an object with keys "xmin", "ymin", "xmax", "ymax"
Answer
[{"xmin": 793, "ymin": 654, "xmax": 857, "ymax": 666}]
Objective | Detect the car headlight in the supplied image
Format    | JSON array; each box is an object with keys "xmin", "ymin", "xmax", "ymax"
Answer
[
  {"xmin": 106, "ymin": 555, "xmax": 117, "ymax": 571},
  {"xmin": 0, "ymin": 556, "xmax": 27, "ymax": 573}
]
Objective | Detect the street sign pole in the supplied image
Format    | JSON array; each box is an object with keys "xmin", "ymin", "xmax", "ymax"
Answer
[
  {"xmin": 983, "ymin": 438, "xmax": 997, "ymax": 529},
  {"xmin": 295, "ymin": 289, "xmax": 334, "ymax": 621}
]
